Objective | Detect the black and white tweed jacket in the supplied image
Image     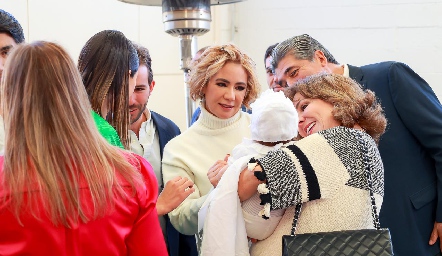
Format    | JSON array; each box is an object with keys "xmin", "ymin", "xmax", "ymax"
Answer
[{"xmin": 254, "ymin": 126, "xmax": 384, "ymax": 233}]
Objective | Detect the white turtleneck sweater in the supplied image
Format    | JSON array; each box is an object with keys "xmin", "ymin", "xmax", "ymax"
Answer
[{"xmin": 162, "ymin": 104, "xmax": 251, "ymax": 236}]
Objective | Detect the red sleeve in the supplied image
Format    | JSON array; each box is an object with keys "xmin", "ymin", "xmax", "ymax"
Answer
[{"xmin": 125, "ymin": 154, "xmax": 168, "ymax": 256}]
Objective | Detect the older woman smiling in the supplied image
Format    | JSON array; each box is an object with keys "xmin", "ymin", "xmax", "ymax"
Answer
[{"xmin": 238, "ymin": 73, "xmax": 387, "ymax": 256}]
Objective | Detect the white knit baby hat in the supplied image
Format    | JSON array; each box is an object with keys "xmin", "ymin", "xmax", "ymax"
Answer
[{"xmin": 250, "ymin": 89, "xmax": 299, "ymax": 142}]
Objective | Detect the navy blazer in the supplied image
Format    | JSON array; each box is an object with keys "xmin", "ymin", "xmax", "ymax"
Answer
[
  {"xmin": 349, "ymin": 62, "xmax": 442, "ymax": 256},
  {"xmin": 151, "ymin": 111, "xmax": 198, "ymax": 256}
]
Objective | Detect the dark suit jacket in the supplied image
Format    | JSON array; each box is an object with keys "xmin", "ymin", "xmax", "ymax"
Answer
[
  {"xmin": 151, "ymin": 111, "xmax": 198, "ymax": 256},
  {"xmin": 349, "ymin": 62, "xmax": 442, "ymax": 256}
]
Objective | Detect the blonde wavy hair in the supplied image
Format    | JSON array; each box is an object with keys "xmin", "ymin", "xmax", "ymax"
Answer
[
  {"xmin": 0, "ymin": 41, "xmax": 143, "ymax": 227},
  {"xmin": 285, "ymin": 73, "xmax": 387, "ymax": 143},
  {"xmin": 188, "ymin": 43, "xmax": 260, "ymax": 108}
]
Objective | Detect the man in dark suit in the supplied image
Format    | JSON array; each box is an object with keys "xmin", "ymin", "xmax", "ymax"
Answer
[
  {"xmin": 130, "ymin": 43, "xmax": 197, "ymax": 256},
  {"xmin": 271, "ymin": 34, "xmax": 442, "ymax": 256}
]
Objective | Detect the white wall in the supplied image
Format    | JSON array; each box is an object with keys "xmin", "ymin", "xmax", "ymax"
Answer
[
  {"xmin": 233, "ymin": 0, "xmax": 442, "ymax": 106},
  {"xmin": 1, "ymin": 0, "xmax": 441, "ymax": 131}
]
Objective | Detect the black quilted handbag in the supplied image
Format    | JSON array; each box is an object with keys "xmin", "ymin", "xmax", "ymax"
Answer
[{"xmin": 282, "ymin": 133, "xmax": 394, "ymax": 256}]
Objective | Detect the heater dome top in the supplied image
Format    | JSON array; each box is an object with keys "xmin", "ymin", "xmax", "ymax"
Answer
[{"xmin": 118, "ymin": 0, "xmax": 244, "ymax": 6}]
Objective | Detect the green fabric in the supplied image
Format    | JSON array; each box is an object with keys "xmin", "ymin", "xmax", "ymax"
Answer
[{"xmin": 92, "ymin": 111, "xmax": 124, "ymax": 149}]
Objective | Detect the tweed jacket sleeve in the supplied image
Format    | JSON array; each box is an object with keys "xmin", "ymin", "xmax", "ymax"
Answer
[{"xmin": 255, "ymin": 127, "xmax": 384, "ymax": 214}]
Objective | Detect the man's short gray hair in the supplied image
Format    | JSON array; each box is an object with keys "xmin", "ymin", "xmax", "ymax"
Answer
[{"xmin": 271, "ymin": 34, "xmax": 338, "ymax": 71}]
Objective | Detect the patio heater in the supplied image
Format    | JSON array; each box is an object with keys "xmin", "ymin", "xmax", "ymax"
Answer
[{"xmin": 117, "ymin": 0, "xmax": 244, "ymax": 127}]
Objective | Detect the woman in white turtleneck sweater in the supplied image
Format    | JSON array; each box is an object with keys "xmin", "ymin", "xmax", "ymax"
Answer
[{"xmin": 162, "ymin": 44, "xmax": 260, "ymax": 242}]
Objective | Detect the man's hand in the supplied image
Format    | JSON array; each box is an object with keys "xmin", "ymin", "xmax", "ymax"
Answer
[
  {"xmin": 429, "ymin": 221, "xmax": 442, "ymax": 252},
  {"xmin": 156, "ymin": 176, "xmax": 195, "ymax": 216},
  {"xmin": 207, "ymin": 154, "xmax": 229, "ymax": 188}
]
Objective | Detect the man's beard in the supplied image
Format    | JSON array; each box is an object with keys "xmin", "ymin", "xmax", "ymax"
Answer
[{"xmin": 130, "ymin": 103, "xmax": 147, "ymax": 124}]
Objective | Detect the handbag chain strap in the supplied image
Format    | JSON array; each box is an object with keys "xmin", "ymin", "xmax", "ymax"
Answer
[{"xmin": 290, "ymin": 131, "xmax": 381, "ymax": 236}]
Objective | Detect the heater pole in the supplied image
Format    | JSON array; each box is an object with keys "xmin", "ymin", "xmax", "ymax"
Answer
[
  {"xmin": 162, "ymin": 0, "xmax": 211, "ymax": 127},
  {"xmin": 180, "ymin": 35, "xmax": 198, "ymax": 127}
]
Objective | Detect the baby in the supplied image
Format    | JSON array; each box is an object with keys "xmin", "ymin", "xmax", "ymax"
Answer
[
  {"xmin": 228, "ymin": 89, "xmax": 299, "ymax": 240},
  {"xmin": 200, "ymin": 89, "xmax": 298, "ymax": 255}
]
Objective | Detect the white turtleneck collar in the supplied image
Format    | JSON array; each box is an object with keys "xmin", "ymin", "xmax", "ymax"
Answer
[{"xmin": 197, "ymin": 101, "xmax": 243, "ymax": 130}]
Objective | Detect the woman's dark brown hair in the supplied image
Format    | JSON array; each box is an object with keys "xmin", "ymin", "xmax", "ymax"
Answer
[{"xmin": 78, "ymin": 30, "xmax": 138, "ymax": 149}]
